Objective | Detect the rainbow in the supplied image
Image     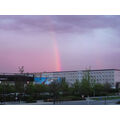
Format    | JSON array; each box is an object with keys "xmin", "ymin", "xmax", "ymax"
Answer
[
  {"xmin": 52, "ymin": 36, "xmax": 61, "ymax": 71},
  {"xmin": 46, "ymin": 16, "xmax": 61, "ymax": 71}
]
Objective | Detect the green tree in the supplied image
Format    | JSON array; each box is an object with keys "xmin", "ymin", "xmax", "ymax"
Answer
[
  {"xmin": 90, "ymin": 79, "xmax": 96, "ymax": 96},
  {"xmin": 72, "ymin": 80, "xmax": 81, "ymax": 96},
  {"xmin": 60, "ymin": 78, "xmax": 69, "ymax": 96},
  {"xmin": 94, "ymin": 83, "xmax": 104, "ymax": 96},
  {"xmin": 80, "ymin": 70, "xmax": 92, "ymax": 96},
  {"xmin": 34, "ymin": 84, "xmax": 48, "ymax": 93},
  {"xmin": 49, "ymin": 80, "xmax": 61, "ymax": 104},
  {"xmin": 4, "ymin": 84, "xmax": 16, "ymax": 94},
  {"xmin": 103, "ymin": 82, "xmax": 112, "ymax": 95},
  {"xmin": 25, "ymin": 83, "xmax": 35, "ymax": 95}
]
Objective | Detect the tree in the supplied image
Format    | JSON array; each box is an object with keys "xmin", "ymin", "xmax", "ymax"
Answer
[
  {"xmin": 80, "ymin": 70, "xmax": 92, "ymax": 96},
  {"xmin": 90, "ymin": 79, "xmax": 96, "ymax": 97},
  {"xmin": 60, "ymin": 78, "xmax": 69, "ymax": 96},
  {"xmin": 25, "ymin": 83, "xmax": 35, "ymax": 95},
  {"xmin": 94, "ymin": 83, "xmax": 104, "ymax": 96},
  {"xmin": 49, "ymin": 80, "xmax": 61, "ymax": 104},
  {"xmin": 72, "ymin": 80, "xmax": 81, "ymax": 96},
  {"xmin": 34, "ymin": 84, "xmax": 48, "ymax": 94},
  {"xmin": 103, "ymin": 82, "xmax": 112, "ymax": 95}
]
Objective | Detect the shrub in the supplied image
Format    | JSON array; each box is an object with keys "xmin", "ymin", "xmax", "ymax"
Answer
[{"xmin": 25, "ymin": 96, "xmax": 36, "ymax": 103}]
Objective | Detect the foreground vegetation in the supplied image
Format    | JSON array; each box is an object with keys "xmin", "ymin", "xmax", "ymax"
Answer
[{"xmin": 0, "ymin": 71, "xmax": 119, "ymax": 103}]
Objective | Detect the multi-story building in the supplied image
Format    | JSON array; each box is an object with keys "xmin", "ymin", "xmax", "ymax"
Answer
[{"xmin": 34, "ymin": 69, "xmax": 120, "ymax": 88}]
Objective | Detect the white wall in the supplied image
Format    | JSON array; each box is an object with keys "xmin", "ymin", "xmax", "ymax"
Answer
[{"xmin": 35, "ymin": 69, "xmax": 120, "ymax": 87}]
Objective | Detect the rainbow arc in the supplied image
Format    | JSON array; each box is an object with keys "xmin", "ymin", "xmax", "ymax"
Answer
[{"xmin": 46, "ymin": 16, "xmax": 61, "ymax": 71}]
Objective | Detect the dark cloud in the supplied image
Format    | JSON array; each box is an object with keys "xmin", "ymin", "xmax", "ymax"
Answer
[
  {"xmin": 0, "ymin": 15, "xmax": 120, "ymax": 33},
  {"xmin": 0, "ymin": 15, "xmax": 120, "ymax": 72}
]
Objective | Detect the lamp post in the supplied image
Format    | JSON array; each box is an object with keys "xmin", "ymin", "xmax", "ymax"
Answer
[
  {"xmin": 24, "ymin": 81, "xmax": 29, "ymax": 98},
  {"xmin": 3, "ymin": 81, "xmax": 5, "ymax": 104},
  {"xmin": 27, "ymin": 81, "xmax": 30, "ymax": 84},
  {"xmin": 91, "ymin": 79, "xmax": 95, "ymax": 97}
]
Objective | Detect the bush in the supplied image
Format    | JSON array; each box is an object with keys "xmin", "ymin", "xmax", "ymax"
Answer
[
  {"xmin": 60, "ymin": 96, "xmax": 85, "ymax": 101},
  {"xmin": 25, "ymin": 96, "xmax": 36, "ymax": 103}
]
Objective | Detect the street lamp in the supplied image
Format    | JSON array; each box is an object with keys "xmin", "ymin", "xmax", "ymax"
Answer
[
  {"xmin": 27, "ymin": 81, "xmax": 30, "ymax": 84},
  {"xmin": 3, "ymin": 81, "xmax": 5, "ymax": 104},
  {"xmin": 0, "ymin": 81, "xmax": 2, "ymax": 104},
  {"xmin": 91, "ymin": 79, "xmax": 96, "ymax": 97},
  {"xmin": 23, "ymin": 81, "xmax": 29, "ymax": 98}
]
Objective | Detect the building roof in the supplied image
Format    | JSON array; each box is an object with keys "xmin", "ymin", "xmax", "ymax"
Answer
[
  {"xmin": 40, "ymin": 69, "xmax": 120, "ymax": 73},
  {"xmin": 1, "ymin": 69, "xmax": 120, "ymax": 75}
]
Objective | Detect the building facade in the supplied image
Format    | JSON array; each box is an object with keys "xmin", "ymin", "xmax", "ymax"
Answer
[
  {"xmin": 34, "ymin": 69, "xmax": 120, "ymax": 88},
  {"xmin": 0, "ymin": 73, "xmax": 34, "ymax": 86}
]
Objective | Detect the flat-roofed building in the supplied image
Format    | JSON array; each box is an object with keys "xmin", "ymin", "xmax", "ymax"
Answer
[
  {"xmin": 0, "ymin": 73, "xmax": 34, "ymax": 86},
  {"xmin": 34, "ymin": 69, "xmax": 120, "ymax": 88}
]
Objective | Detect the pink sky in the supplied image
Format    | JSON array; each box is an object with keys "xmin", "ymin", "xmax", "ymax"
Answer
[{"xmin": 0, "ymin": 15, "xmax": 120, "ymax": 73}]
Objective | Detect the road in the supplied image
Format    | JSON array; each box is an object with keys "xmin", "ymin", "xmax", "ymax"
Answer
[{"xmin": 1, "ymin": 98, "xmax": 120, "ymax": 105}]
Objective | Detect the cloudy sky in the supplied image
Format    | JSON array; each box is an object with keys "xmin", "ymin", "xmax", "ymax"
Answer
[{"xmin": 0, "ymin": 15, "xmax": 120, "ymax": 73}]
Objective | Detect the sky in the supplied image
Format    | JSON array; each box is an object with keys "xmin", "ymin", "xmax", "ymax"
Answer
[{"xmin": 0, "ymin": 15, "xmax": 120, "ymax": 73}]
